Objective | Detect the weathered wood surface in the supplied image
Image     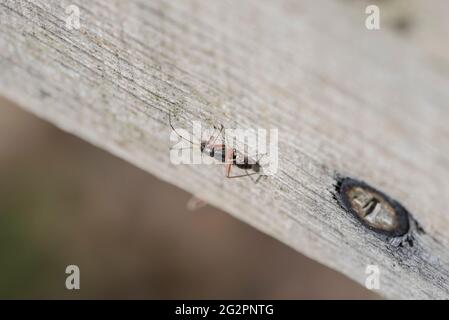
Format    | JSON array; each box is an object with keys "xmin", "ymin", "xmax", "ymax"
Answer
[{"xmin": 1, "ymin": 0, "xmax": 449, "ymax": 298}]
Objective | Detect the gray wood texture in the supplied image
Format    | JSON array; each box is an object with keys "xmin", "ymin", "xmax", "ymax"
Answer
[{"xmin": 1, "ymin": 0, "xmax": 449, "ymax": 298}]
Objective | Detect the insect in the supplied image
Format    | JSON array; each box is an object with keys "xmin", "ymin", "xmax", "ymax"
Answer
[{"xmin": 169, "ymin": 112, "xmax": 268, "ymax": 183}]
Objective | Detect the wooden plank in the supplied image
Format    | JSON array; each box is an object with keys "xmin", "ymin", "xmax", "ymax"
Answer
[{"xmin": 1, "ymin": 0, "xmax": 449, "ymax": 298}]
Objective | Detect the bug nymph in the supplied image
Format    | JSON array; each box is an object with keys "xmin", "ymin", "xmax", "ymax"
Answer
[{"xmin": 169, "ymin": 112, "xmax": 268, "ymax": 183}]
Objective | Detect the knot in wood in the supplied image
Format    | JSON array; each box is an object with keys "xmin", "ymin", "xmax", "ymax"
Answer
[{"xmin": 339, "ymin": 178, "xmax": 410, "ymax": 237}]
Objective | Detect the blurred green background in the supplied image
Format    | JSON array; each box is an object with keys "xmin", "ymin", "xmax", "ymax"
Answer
[{"xmin": 0, "ymin": 97, "xmax": 378, "ymax": 299}]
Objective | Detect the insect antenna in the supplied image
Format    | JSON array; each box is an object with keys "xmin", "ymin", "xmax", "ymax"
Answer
[{"xmin": 169, "ymin": 111, "xmax": 201, "ymax": 147}]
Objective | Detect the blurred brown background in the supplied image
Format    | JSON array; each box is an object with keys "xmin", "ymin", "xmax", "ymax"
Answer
[{"xmin": 0, "ymin": 97, "xmax": 378, "ymax": 299}]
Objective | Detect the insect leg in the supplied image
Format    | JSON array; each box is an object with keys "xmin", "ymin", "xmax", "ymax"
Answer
[
  {"xmin": 225, "ymin": 148, "xmax": 234, "ymax": 177},
  {"xmin": 206, "ymin": 124, "xmax": 224, "ymax": 148},
  {"xmin": 226, "ymin": 171, "xmax": 259, "ymax": 179}
]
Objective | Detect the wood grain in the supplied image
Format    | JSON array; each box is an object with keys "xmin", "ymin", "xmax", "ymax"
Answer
[{"xmin": 1, "ymin": 0, "xmax": 449, "ymax": 298}]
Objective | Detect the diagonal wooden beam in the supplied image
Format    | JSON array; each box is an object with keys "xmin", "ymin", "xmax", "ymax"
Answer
[{"xmin": 1, "ymin": 0, "xmax": 449, "ymax": 298}]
